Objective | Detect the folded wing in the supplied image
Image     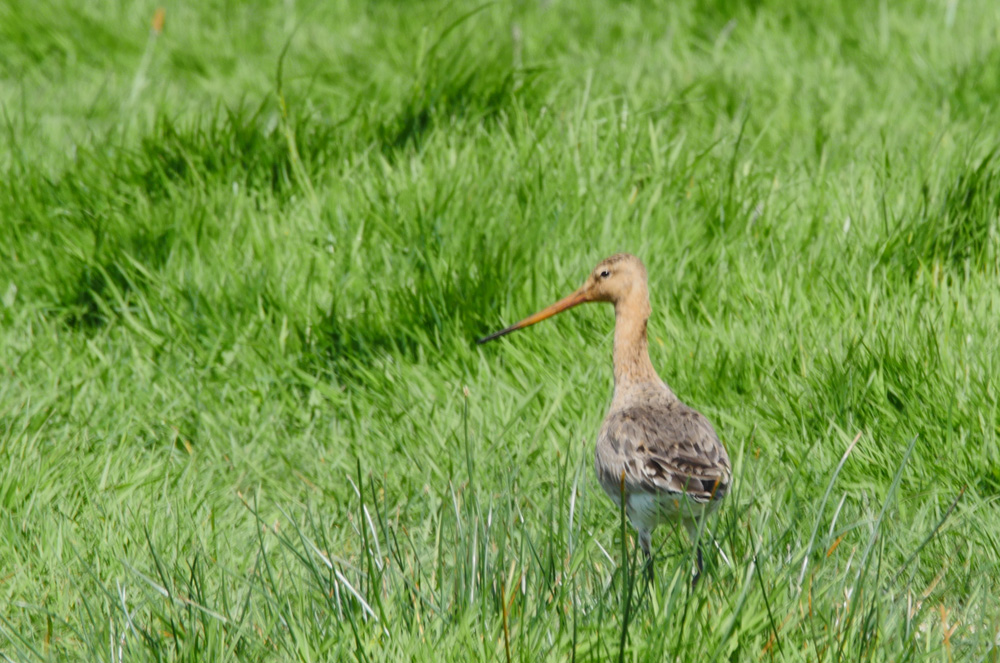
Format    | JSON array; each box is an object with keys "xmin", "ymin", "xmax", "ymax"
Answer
[{"xmin": 597, "ymin": 400, "xmax": 731, "ymax": 503}]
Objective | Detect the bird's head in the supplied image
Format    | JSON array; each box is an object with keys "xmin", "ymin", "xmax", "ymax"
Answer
[{"xmin": 477, "ymin": 253, "xmax": 649, "ymax": 344}]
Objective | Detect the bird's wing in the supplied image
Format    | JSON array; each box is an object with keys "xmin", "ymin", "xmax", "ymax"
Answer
[{"xmin": 597, "ymin": 401, "xmax": 731, "ymax": 503}]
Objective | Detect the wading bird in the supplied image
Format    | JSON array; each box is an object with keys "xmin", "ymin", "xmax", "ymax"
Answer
[{"xmin": 478, "ymin": 254, "xmax": 731, "ymax": 580}]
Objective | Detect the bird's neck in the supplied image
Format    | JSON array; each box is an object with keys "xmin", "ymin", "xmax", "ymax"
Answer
[{"xmin": 611, "ymin": 291, "xmax": 661, "ymax": 390}]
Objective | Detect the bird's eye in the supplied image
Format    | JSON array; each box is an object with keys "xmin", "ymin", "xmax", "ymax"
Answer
[{"xmin": 600, "ymin": 270, "xmax": 611, "ymax": 278}]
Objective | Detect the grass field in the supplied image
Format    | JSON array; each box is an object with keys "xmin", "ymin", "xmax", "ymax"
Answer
[{"xmin": 2, "ymin": 0, "xmax": 1000, "ymax": 660}]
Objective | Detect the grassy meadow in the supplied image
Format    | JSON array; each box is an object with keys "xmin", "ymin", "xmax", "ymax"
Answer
[{"xmin": 2, "ymin": 0, "xmax": 1000, "ymax": 660}]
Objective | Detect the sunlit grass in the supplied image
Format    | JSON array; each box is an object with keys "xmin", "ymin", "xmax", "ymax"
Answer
[{"xmin": 1, "ymin": 0, "xmax": 999, "ymax": 660}]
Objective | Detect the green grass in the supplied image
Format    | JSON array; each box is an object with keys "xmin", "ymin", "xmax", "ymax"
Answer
[{"xmin": 2, "ymin": 0, "xmax": 1000, "ymax": 660}]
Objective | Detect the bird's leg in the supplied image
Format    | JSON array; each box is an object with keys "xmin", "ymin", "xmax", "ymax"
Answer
[
  {"xmin": 692, "ymin": 545, "xmax": 704, "ymax": 586},
  {"xmin": 638, "ymin": 530, "xmax": 654, "ymax": 581},
  {"xmin": 684, "ymin": 520, "xmax": 704, "ymax": 587},
  {"xmin": 639, "ymin": 530, "xmax": 652, "ymax": 559}
]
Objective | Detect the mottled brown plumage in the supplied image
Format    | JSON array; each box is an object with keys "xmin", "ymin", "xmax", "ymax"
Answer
[{"xmin": 478, "ymin": 253, "xmax": 731, "ymax": 573}]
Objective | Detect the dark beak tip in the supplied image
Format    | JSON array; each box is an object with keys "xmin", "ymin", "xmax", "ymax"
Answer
[{"xmin": 476, "ymin": 326, "xmax": 514, "ymax": 345}]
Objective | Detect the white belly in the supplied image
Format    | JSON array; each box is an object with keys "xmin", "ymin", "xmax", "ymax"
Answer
[{"xmin": 619, "ymin": 491, "xmax": 720, "ymax": 532}]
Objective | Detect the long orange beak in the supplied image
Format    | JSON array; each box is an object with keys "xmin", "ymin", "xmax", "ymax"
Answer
[{"xmin": 477, "ymin": 288, "xmax": 589, "ymax": 344}]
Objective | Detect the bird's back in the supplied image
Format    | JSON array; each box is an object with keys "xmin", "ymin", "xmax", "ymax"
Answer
[{"xmin": 595, "ymin": 385, "xmax": 731, "ymax": 523}]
